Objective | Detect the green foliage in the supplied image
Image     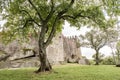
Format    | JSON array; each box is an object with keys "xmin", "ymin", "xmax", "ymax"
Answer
[
  {"xmin": 89, "ymin": 59, "xmax": 95, "ymax": 65},
  {"xmin": 102, "ymin": 56, "xmax": 115, "ymax": 65},
  {"xmin": 79, "ymin": 28, "xmax": 118, "ymax": 65},
  {"xmin": 116, "ymin": 41, "xmax": 120, "ymax": 50},
  {"xmin": 102, "ymin": 0, "xmax": 120, "ymax": 16},
  {"xmin": 80, "ymin": 29, "xmax": 107, "ymax": 49},
  {"xmin": 0, "ymin": 65, "xmax": 120, "ymax": 80},
  {"xmin": 0, "ymin": 0, "xmax": 119, "ymax": 45},
  {"xmin": 80, "ymin": 27, "xmax": 118, "ymax": 49},
  {"xmin": 0, "ymin": 0, "xmax": 108, "ymax": 43},
  {"xmin": 67, "ymin": 5, "xmax": 106, "ymax": 29}
]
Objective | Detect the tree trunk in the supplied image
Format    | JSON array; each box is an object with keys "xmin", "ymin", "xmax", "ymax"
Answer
[
  {"xmin": 95, "ymin": 51, "xmax": 99, "ymax": 65},
  {"xmin": 110, "ymin": 47, "xmax": 116, "ymax": 65},
  {"xmin": 35, "ymin": 46, "xmax": 52, "ymax": 73},
  {"xmin": 111, "ymin": 52, "xmax": 116, "ymax": 65},
  {"xmin": 116, "ymin": 54, "xmax": 120, "ymax": 67},
  {"xmin": 33, "ymin": 23, "xmax": 53, "ymax": 73}
]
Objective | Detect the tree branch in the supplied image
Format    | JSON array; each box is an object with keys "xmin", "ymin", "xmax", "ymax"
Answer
[
  {"xmin": 58, "ymin": 0, "xmax": 75, "ymax": 17},
  {"xmin": 30, "ymin": 19, "xmax": 42, "ymax": 27},
  {"xmin": 12, "ymin": 49, "xmax": 37, "ymax": 61},
  {"xmin": 97, "ymin": 39, "xmax": 107, "ymax": 50},
  {"xmin": 89, "ymin": 33, "xmax": 96, "ymax": 48},
  {"xmin": 60, "ymin": 10, "xmax": 91, "ymax": 20},
  {"xmin": 28, "ymin": 0, "xmax": 43, "ymax": 22},
  {"xmin": 44, "ymin": 17, "xmax": 58, "ymax": 47},
  {"xmin": 6, "ymin": 18, "xmax": 33, "ymax": 41},
  {"xmin": 44, "ymin": 0, "xmax": 75, "ymax": 46},
  {"xmin": 20, "ymin": 10, "xmax": 42, "ymax": 27},
  {"xmin": 20, "ymin": 10, "xmax": 32, "ymax": 18},
  {"xmin": 95, "ymin": 38, "xmax": 102, "ymax": 48},
  {"xmin": 12, "ymin": 54, "xmax": 36, "ymax": 61},
  {"xmin": 45, "ymin": 0, "xmax": 55, "ymax": 23}
]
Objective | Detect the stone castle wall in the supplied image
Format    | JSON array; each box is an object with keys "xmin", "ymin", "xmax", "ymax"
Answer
[
  {"xmin": 63, "ymin": 36, "xmax": 81, "ymax": 63},
  {"xmin": 47, "ymin": 34, "xmax": 65, "ymax": 65},
  {"xmin": 0, "ymin": 34, "xmax": 82, "ymax": 68}
]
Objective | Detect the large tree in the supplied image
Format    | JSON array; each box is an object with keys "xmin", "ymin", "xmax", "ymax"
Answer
[
  {"xmin": 115, "ymin": 41, "xmax": 120, "ymax": 67},
  {"xmin": 80, "ymin": 29, "xmax": 108, "ymax": 65},
  {"xmin": 0, "ymin": 0, "xmax": 119, "ymax": 72}
]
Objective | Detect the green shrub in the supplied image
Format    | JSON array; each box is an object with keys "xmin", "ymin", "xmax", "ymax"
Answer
[{"xmin": 102, "ymin": 56, "xmax": 115, "ymax": 65}]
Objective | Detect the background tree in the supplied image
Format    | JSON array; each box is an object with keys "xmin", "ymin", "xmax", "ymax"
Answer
[
  {"xmin": 115, "ymin": 41, "xmax": 120, "ymax": 67},
  {"xmin": 80, "ymin": 29, "xmax": 108, "ymax": 65},
  {"xmin": 79, "ymin": 28, "xmax": 118, "ymax": 65},
  {"xmin": 102, "ymin": 56, "xmax": 115, "ymax": 65},
  {"xmin": 79, "ymin": 17, "xmax": 119, "ymax": 65},
  {"xmin": 0, "ymin": 0, "xmax": 119, "ymax": 73},
  {"xmin": 106, "ymin": 28, "xmax": 119, "ymax": 65}
]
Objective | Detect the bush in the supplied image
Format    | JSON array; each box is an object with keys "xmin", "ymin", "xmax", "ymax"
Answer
[
  {"xmin": 101, "ymin": 56, "xmax": 115, "ymax": 65},
  {"xmin": 89, "ymin": 59, "xmax": 95, "ymax": 65}
]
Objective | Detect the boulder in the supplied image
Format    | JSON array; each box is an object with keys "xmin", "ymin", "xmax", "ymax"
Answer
[{"xmin": 78, "ymin": 58, "xmax": 90, "ymax": 65}]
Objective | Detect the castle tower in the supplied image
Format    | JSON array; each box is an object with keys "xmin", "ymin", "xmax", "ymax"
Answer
[
  {"xmin": 46, "ymin": 34, "xmax": 65, "ymax": 65},
  {"xmin": 63, "ymin": 36, "xmax": 81, "ymax": 63}
]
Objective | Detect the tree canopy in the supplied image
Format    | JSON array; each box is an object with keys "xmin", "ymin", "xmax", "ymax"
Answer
[{"xmin": 0, "ymin": 0, "xmax": 106, "ymax": 42}]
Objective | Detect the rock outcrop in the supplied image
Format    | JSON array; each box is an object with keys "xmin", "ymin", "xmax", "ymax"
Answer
[{"xmin": 0, "ymin": 34, "xmax": 82, "ymax": 68}]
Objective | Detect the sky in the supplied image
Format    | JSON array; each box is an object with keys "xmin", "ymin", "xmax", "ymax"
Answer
[
  {"xmin": 62, "ymin": 21, "xmax": 91, "ymax": 36},
  {"xmin": 0, "ymin": 20, "xmax": 6, "ymax": 31},
  {"xmin": 62, "ymin": 21, "xmax": 113, "ymax": 59}
]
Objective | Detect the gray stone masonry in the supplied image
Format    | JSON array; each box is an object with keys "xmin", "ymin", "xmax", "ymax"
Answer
[{"xmin": 0, "ymin": 34, "xmax": 83, "ymax": 68}]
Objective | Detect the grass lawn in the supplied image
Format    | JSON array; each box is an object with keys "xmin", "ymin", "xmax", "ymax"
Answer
[{"xmin": 0, "ymin": 64, "xmax": 120, "ymax": 80}]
